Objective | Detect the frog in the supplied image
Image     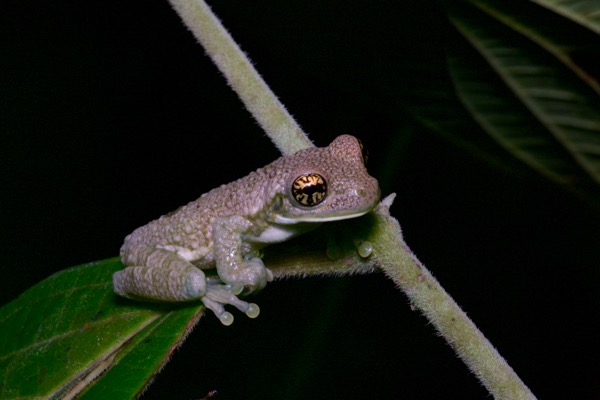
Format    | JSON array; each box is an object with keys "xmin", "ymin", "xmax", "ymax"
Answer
[{"xmin": 113, "ymin": 135, "xmax": 380, "ymax": 325}]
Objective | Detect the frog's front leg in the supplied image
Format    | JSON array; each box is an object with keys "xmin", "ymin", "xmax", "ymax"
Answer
[
  {"xmin": 213, "ymin": 215, "xmax": 274, "ymax": 293},
  {"xmin": 114, "ymin": 246, "xmax": 259, "ymax": 325}
]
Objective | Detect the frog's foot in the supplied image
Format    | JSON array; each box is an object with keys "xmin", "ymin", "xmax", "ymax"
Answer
[
  {"xmin": 201, "ymin": 283, "xmax": 260, "ymax": 326},
  {"xmin": 231, "ymin": 256, "xmax": 274, "ymax": 294}
]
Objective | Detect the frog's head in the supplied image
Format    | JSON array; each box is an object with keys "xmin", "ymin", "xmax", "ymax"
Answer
[{"xmin": 272, "ymin": 135, "xmax": 380, "ymax": 224}]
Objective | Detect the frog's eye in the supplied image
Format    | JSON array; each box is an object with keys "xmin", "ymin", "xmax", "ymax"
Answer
[
  {"xmin": 291, "ymin": 173, "xmax": 327, "ymax": 207},
  {"xmin": 356, "ymin": 138, "xmax": 369, "ymax": 165}
]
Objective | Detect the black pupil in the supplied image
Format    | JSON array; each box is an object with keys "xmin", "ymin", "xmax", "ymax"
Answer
[
  {"xmin": 293, "ymin": 174, "xmax": 327, "ymax": 206},
  {"xmin": 302, "ymin": 184, "xmax": 321, "ymax": 203}
]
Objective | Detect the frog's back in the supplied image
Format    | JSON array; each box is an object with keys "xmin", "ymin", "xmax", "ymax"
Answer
[
  {"xmin": 121, "ymin": 155, "xmax": 291, "ymax": 253},
  {"xmin": 120, "ymin": 138, "xmax": 371, "ymax": 257}
]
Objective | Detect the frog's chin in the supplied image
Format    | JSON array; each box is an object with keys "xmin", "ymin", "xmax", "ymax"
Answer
[{"xmin": 273, "ymin": 209, "xmax": 371, "ymax": 224}]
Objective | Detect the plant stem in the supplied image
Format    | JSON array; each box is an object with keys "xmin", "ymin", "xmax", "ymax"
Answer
[
  {"xmin": 266, "ymin": 198, "xmax": 536, "ymax": 399},
  {"xmin": 168, "ymin": 1, "xmax": 537, "ymax": 398},
  {"xmin": 372, "ymin": 198, "xmax": 536, "ymax": 399},
  {"xmin": 167, "ymin": 0, "xmax": 313, "ymax": 155}
]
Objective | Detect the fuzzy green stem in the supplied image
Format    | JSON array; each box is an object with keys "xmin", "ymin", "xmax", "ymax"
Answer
[
  {"xmin": 167, "ymin": 0, "xmax": 313, "ymax": 155},
  {"xmin": 266, "ymin": 198, "xmax": 536, "ymax": 398},
  {"xmin": 371, "ymin": 198, "xmax": 536, "ymax": 399}
]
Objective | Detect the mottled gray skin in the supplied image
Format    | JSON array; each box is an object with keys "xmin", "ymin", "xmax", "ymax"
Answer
[{"xmin": 114, "ymin": 135, "xmax": 380, "ymax": 325}]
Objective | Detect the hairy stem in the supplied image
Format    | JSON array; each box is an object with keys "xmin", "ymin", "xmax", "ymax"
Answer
[
  {"xmin": 372, "ymin": 198, "xmax": 536, "ymax": 399},
  {"xmin": 168, "ymin": 0, "xmax": 313, "ymax": 155},
  {"xmin": 266, "ymin": 198, "xmax": 536, "ymax": 399}
]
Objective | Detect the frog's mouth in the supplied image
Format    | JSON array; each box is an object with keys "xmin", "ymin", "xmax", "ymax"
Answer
[
  {"xmin": 273, "ymin": 208, "xmax": 372, "ymax": 224},
  {"xmin": 274, "ymin": 185, "xmax": 380, "ymax": 224}
]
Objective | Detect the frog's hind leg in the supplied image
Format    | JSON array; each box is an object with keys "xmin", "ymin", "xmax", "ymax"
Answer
[{"xmin": 114, "ymin": 247, "xmax": 258, "ymax": 325}]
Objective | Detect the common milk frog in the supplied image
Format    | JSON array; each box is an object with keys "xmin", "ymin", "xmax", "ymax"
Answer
[{"xmin": 114, "ymin": 135, "xmax": 380, "ymax": 325}]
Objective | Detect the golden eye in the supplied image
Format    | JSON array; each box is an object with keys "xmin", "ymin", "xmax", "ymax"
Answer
[{"xmin": 292, "ymin": 174, "xmax": 327, "ymax": 207}]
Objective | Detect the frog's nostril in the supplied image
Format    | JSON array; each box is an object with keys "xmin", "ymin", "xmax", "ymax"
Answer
[{"xmin": 357, "ymin": 189, "xmax": 366, "ymax": 197}]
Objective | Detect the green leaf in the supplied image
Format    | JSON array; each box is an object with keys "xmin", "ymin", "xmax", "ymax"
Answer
[
  {"xmin": 0, "ymin": 258, "xmax": 205, "ymax": 399},
  {"xmin": 530, "ymin": 0, "xmax": 600, "ymax": 34},
  {"xmin": 466, "ymin": 0, "xmax": 600, "ymax": 94},
  {"xmin": 447, "ymin": 39, "xmax": 581, "ymax": 184},
  {"xmin": 400, "ymin": 37, "xmax": 532, "ymax": 178},
  {"xmin": 446, "ymin": 1, "xmax": 600, "ymax": 186}
]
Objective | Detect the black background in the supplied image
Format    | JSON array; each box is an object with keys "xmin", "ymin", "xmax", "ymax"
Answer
[{"xmin": 1, "ymin": 1, "xmax": 599, "ymax": 399}]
